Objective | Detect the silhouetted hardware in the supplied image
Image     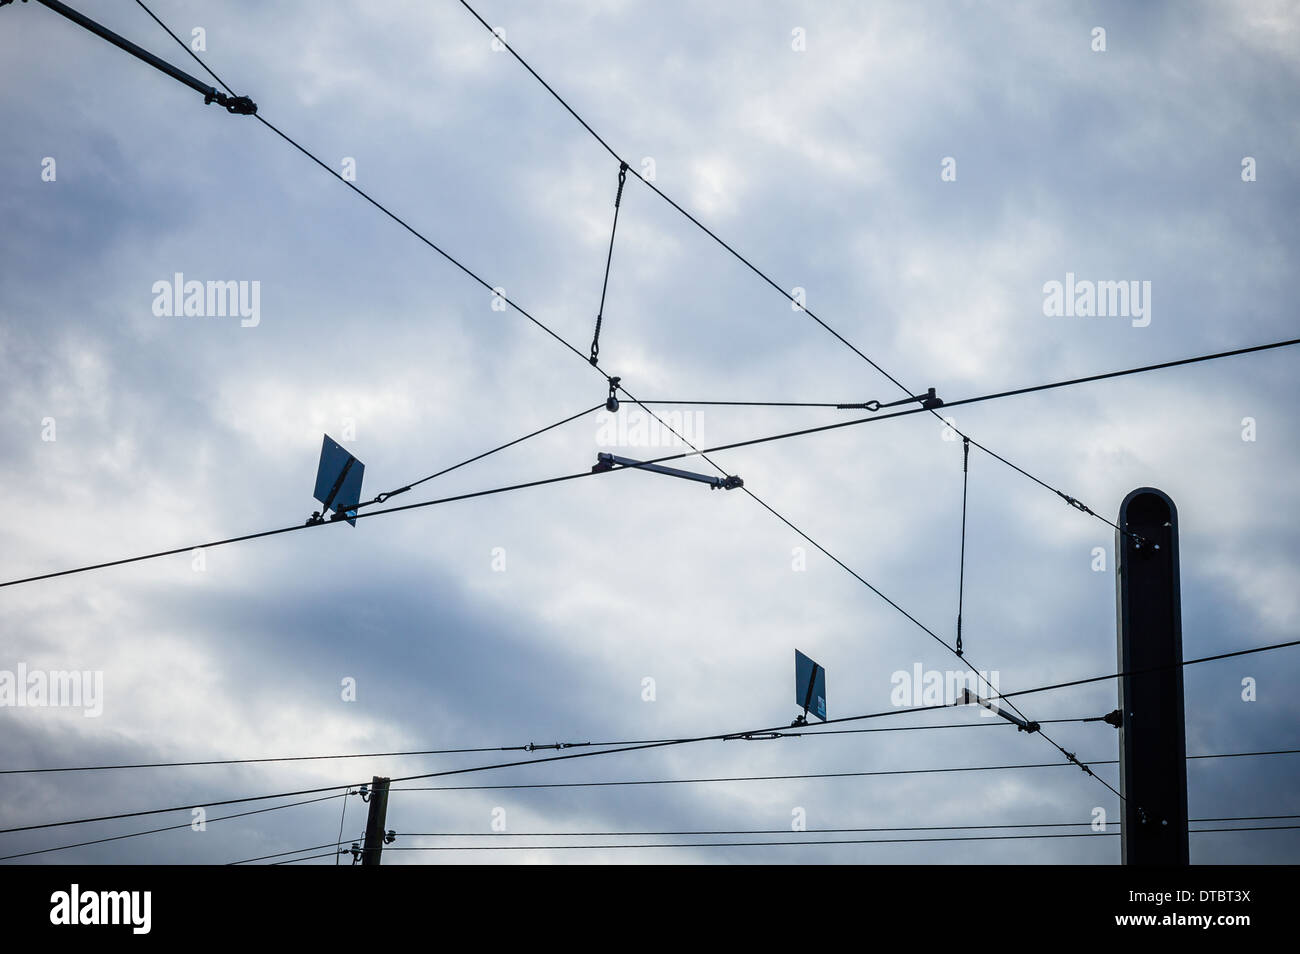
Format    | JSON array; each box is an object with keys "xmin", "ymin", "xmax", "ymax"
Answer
[
  {"xmin": 592, "ymin": 452, "xmax": 743, "ymax": 490},
  {"xmin": 308, "ymin": 435, "xmax": 364, "ymax": 526},
  {"xmin": 794, "ymin": 649, "xmax": 827, "ymax": 724},
  {"xmin": 958, "ymin": 687, "xmax": 1040, "ymax": 733},
  {"xmin": 10, "ymin": 0, "xmax": 257, "ymax": 114},
  {"xmin": 837, "ymin": 387, "xmax": 943, "ymax": 412}
]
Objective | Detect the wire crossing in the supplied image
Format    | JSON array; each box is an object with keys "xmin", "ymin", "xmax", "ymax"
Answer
[
  {"xmin": 69, "ymin": 0, "xmax": 1292, "ymax": 837},
  {"xmin": 0, "ymin": 793, "xmax": 346, "ymax": 862},
  {"xmin": 342, "ymin": 402, "xmax": 603, "ymax": 517},
  {"xmin": 3, "ymin": 639, "xmax": 1294, "ymax": 838},
  {"xmin": 5, "ymin": 338, "xmax": 1293, "ymax": 590},
  {"xmin": 121, "ymin": 0, "xmax": 1280, "ymax": 791},
  {"xmin": 628, "ymin": 337, "xmax": 1300, "ymax": 410},
  {"xmin": 453, "ymin": 0, "xmax": 1269, "ymax": 552},
  {"xmin": 0, "ymin": 713, "xmax": 1116, "ymax": 778}
]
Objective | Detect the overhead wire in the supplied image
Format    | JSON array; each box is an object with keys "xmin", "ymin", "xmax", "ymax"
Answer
[
  {"xmin": 2, "ymin": 633, "xmax": 1293, "ymax": 842},
  {"xmin": 12, "ymin": 338, "xmax": 1292, "ymax": 589},
  {"xmin": 393, "ymin": 814, "xmax": 1300, "ymax": 837},
  {"xmin": 452, "ymin": 0, "xmax": 1204, "ymax": 551},
  {"xmin": 0, "ymin": 713, "xmax": 1115, "ymax": 777},
  {"xmin": 92, "ymin": 0, "xmax": 1292, "ymax": 817},
  {"xmin": 0, "ymin": 0, "xmax": 1256, "ymax": 867},
  {"xmin": 388, "ymin": 749, "xmax": 1297, "ymax": 794},
  {"xmin": 364, "ymin": 825, "xmax": 1300, "ymax": 853},
  {"xmin": 620, "ymin": 337, "xmax": 1300, "ymax": 410},
  {"xmin": 228, "ymin": 834, "xmax": 362, "ymax": 866},
  {"xmin": 0, "ymin": 792, "xmax": 346, "ymax": 862}
]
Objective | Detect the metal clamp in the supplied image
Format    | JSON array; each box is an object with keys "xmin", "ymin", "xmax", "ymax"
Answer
[{"xmin": 839, "ymin": 387, "xmax": 943, "ymax": 412}]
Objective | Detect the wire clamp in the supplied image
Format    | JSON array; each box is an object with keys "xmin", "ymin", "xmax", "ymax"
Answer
[
  {"xmin": 1063, "ymin": 749, "xmax": 1095, "ymax": 777},
  {"xmin": 614, "ymin": 161, "xmax": 628, "ymax": 207},
  {"xmin": 373, "ymin": 485, "xmax": 411, "ymax": 505},
  {"xmin": 605, "ymin": 376, "xmax": 621, "ymax": 412},
  {"xmin": 1057, "ymin": 491, "xmax": 1096, "ymax": 517},
  {"xmin": 202, "ymin": 89, "xmax": 257, "ymax": 114},
  {"xmin": 838, "ymin": 387, "xmax": 943, "ymax": 412}
]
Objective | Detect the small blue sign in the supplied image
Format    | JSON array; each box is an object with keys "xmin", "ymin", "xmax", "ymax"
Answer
[
  {"xmin": 794, "ymin": 649, "xmax": 826, "ymax": 721},
  {"xmin": 313, "ymin": 435, "xmax": 364, "ymax": 526}
]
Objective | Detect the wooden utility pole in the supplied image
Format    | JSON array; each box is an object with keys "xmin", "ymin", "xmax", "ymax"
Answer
[
  {"xmin": 360, "ymin": 776, "xmax": 391, "ymax": 867},
  {"xmin": 1115, "ymin": 487, "xmax": 1189, "ymax": 865}
]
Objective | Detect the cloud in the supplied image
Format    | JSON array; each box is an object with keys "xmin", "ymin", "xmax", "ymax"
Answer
[{"xmin": 0, "ymin": 0, "xmax": 1296, "ymax": 866}]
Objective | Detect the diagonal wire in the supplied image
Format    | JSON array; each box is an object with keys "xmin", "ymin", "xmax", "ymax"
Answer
[
  {"xmin": 452, "ymin": 0, "xmax": 1173, "ymax": 548},
  {"xmin": 0, "ymin": 792, "xmax": 346, "ymax": 862},
  {"xmin": 124, "ymin": 1, "xmax": 1279, "ymax": 802}
]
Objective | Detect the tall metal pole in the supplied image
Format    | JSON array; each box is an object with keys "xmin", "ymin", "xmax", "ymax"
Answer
[
  {"xmin": 360, "ymin": 776, "xmax": 390, "ymax": 867},
  {"xmin": 1115, "ymin": 487, "xmax": 1189, "ymax": 865}
]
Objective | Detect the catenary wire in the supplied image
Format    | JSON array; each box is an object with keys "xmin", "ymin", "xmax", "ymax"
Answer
[
  {"xmin": 0, "ymin": 714, "xmax": 1114, "ymax": 777},
  {"xmin": 12, "ymin": 336, "xmax": 1286, "ymax": 590},
  {"xmin": 103, "ymin": 2, "xmax": 1292, "ymax": 807},
  {"xmin": 0, "ymin": 792, "xmax": 346, "ymax": 862},
  {"xmin": 622, "ymin": 337, "xmax": 1300, "ymax": 409},
  {"xmin": 366, "ymin": 825, "xmax": 1300, "ymax": 853},
  {"xmin": 453, "ymin": 0, "xmax": 1202, "ymax": 548},
  {"xmin": 395, "ymin": 814, "xmax": 1300, "ymax": 837},
  {"xmin": 388, "ymin": 749, "xmax": 1295, "ymax": 794},
  {"xmin": 228, "ymin": 834, "xmax": 363, "ymax": 866}
]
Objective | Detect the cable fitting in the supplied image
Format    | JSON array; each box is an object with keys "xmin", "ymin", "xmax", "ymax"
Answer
[
  {"xmin": 205, "ymin": 90, "xmax": 257, "ymax": 114},
  {"xmin": 614, "ymin": 161, "xmax": 628, "ymax": 207},
  {"xmin": 374, "ymin": 486, "xmax": 411, "ymax": 505},
  {"xmin": 1063, "ymin": 750, "xmax": 1095, "ymax": 777},
  {"xmin": 838, "ymin": 387, "xmax": 943, "ymax": 413},
  {"xmin": 1057, "ymin": 492, "xmax": 1095, "ymax": 516}
]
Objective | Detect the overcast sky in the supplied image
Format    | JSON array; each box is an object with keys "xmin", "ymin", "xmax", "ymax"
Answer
[{"xmin": 1, "ymin": 0, "xmax": 1297, "ymax": 865}]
